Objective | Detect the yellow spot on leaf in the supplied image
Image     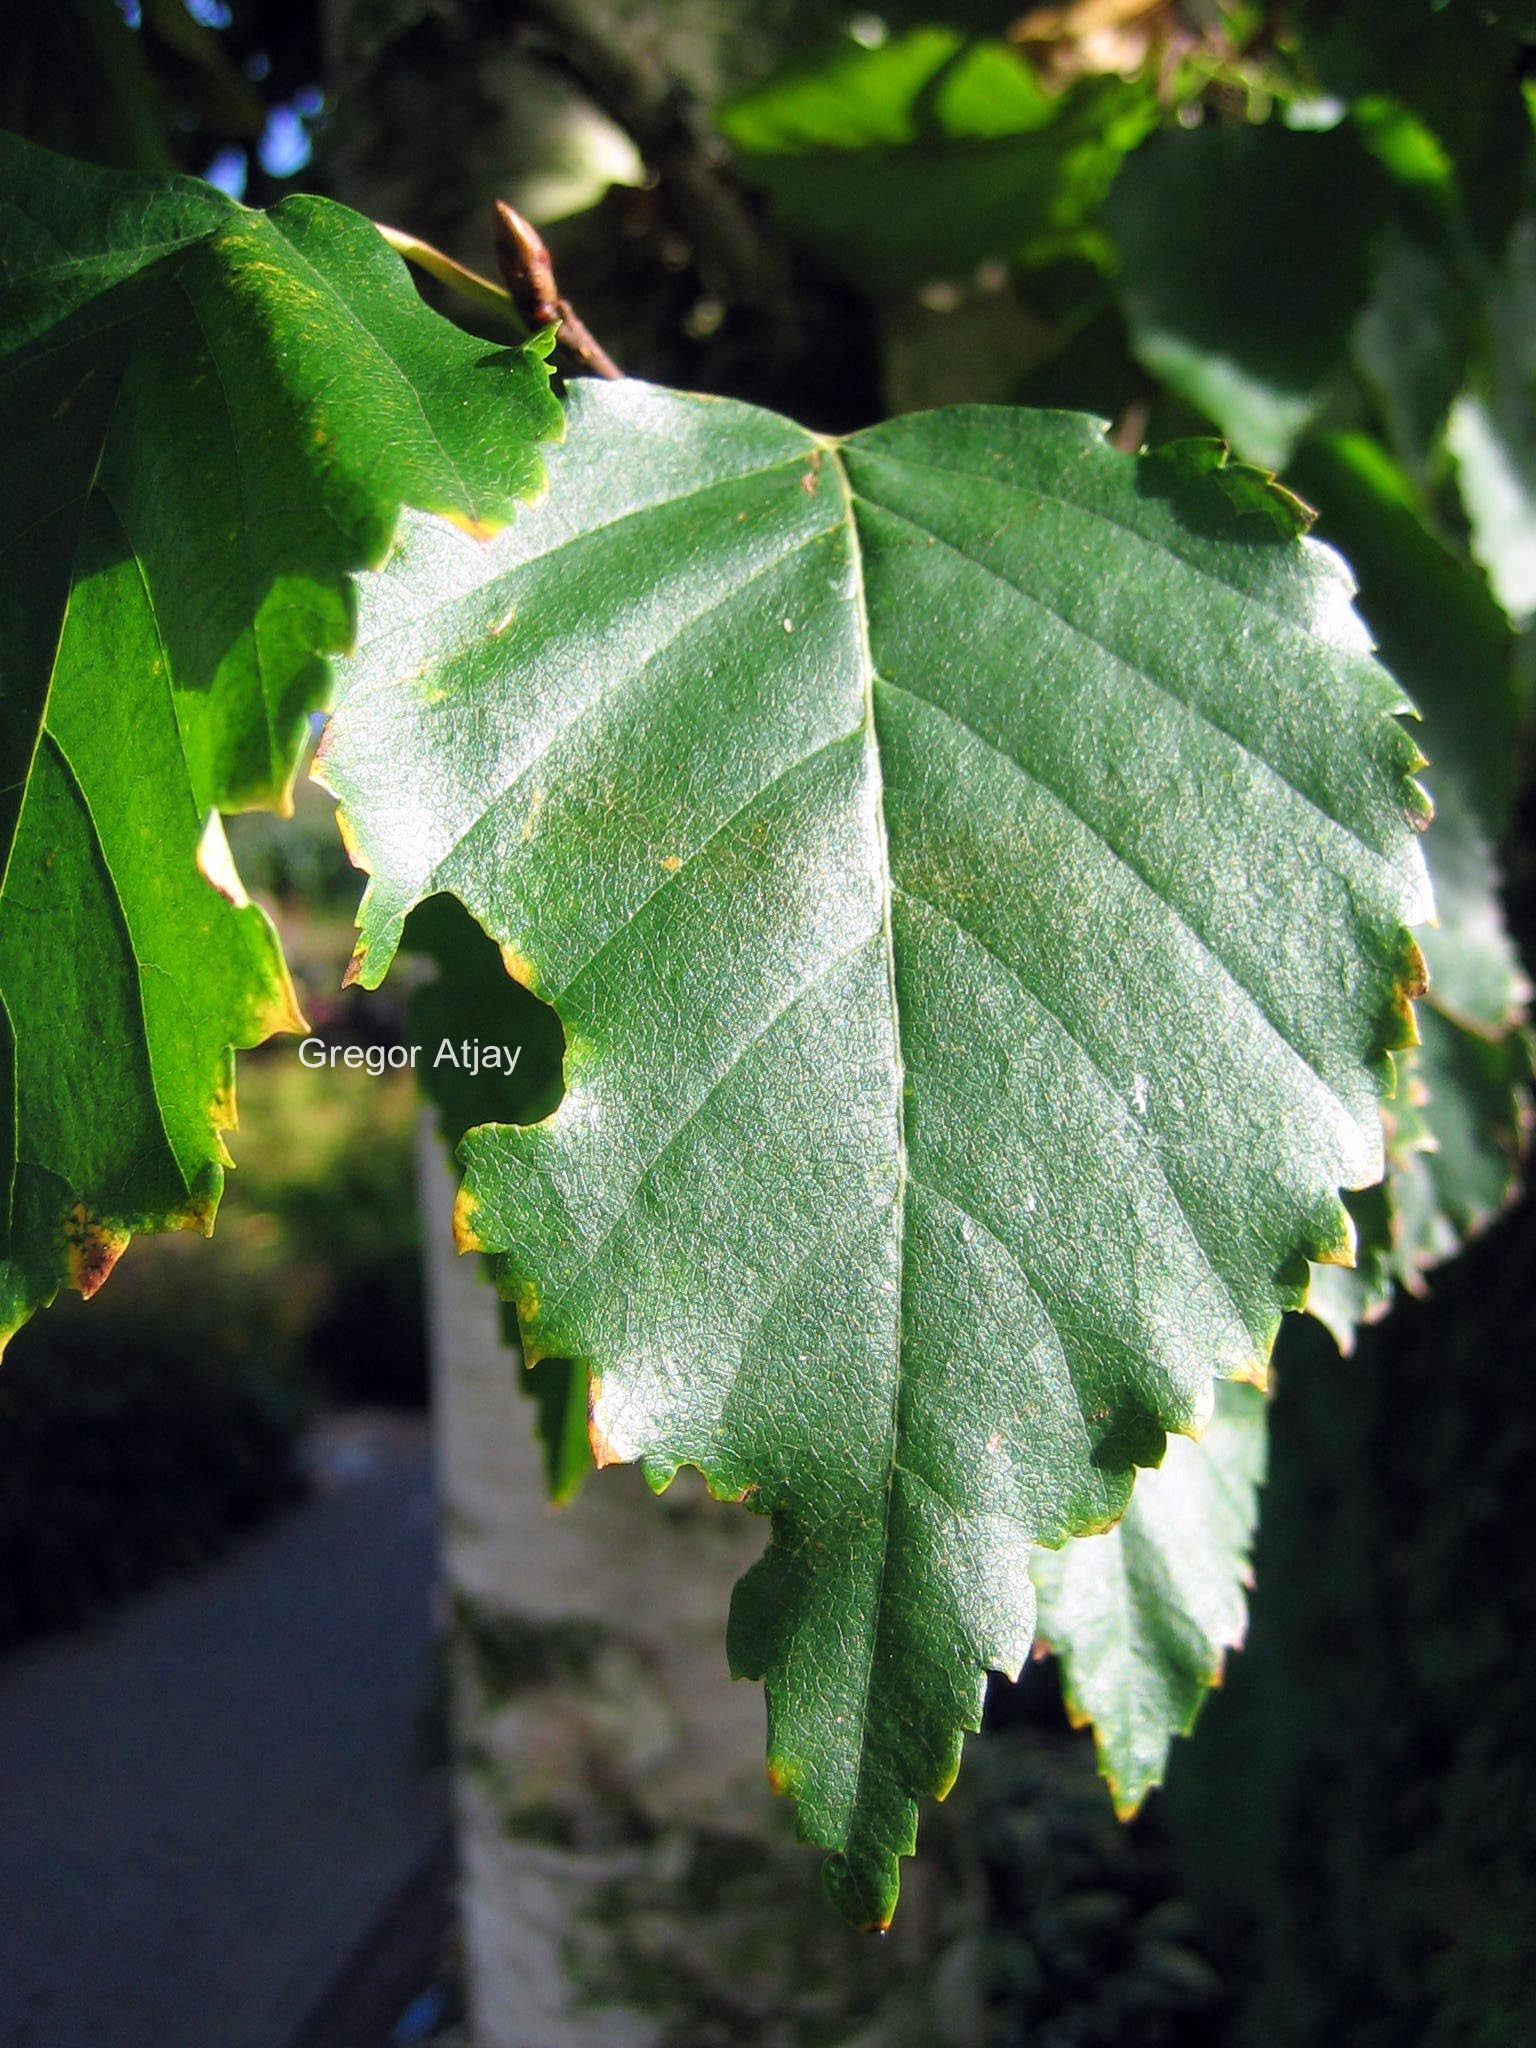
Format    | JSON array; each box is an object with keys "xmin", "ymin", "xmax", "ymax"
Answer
[
  {"xmin": 443, "ymin": 509, "xmax": 500, "ymax": 544},
  {"xmin": 171, "ymin": 1191, "xmax": 219, "ymax": 1238},
  {"xmin": 587, "ymin": 1376, "xmax": 624, "ymax": 1468},
  {"xmin": 498, "ymin": 943, "xmax": 539, "ymax": 991},
  {"xmin": 1313, "ymin": 1204, "xmax": 1358, "ymax": 1270},
  {"xmin": 259, "ymin": 955, "xmax": 309, "ymax": 1040},
  {"xmin": 451, "ymin": 1183, "xmax": 481, "ymax": 1254},
  {"xmin": 209, "ymin": 1071, "xmax": 239, "ymax": 1144},
  {"xmin": 332, "ymin": 802, "xmax": 361, "ymax": 865}
]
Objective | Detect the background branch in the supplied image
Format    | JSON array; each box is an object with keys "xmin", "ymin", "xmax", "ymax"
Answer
[{"xmin": 508, "ymin": 0, "xmax": 793, "ymax": 321}]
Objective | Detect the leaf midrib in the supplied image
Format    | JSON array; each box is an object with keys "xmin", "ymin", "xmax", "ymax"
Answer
[{"xmin": 826, "ymin": 438, "xmax": 908, "ymax": 1889}]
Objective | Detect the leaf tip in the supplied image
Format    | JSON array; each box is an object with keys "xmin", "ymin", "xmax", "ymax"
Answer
[
  {"xmin": 195, "ymin": 812, "xmax": 249, "ymax": 909},
  {"xmin": 1108, "ymin": 1782, "xmax": 1148, "ymax": 1823},
  {"xmin": 264, "ymin": 972, "xmax": 310, "ymax": 1042},
  {"xmin": 64, "ymin": 1205, "xmax": 129, "ymax": 1301},
  {"xmin": 1140, "ymin": 437, "xmax": 1317, "ymax": 538},
  {"xmin": 1312, "ymin": 1202, "xmax": 1358, "ymax": 1271},
  {"xmin": 824, "ymin": 1850, "xmax": 898, "ymax": 1934}
]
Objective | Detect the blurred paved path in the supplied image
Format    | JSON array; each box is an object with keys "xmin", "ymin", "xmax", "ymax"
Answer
[{"xmin": 0, "ymin": 1414, "xmax": 447, "ymax": 2048}]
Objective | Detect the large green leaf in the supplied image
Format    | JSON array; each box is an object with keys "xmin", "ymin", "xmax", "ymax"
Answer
[
  {"xmin": 1033, "ymin": 1380, "xmax": 1267, "ymax": 1818},
  {"xmin": 718, "ymin": 29, "xmax": 1156, "ymax": 295},
  {"xmin": 1106, "ymin": 122, "xmax": 1389, "ymax": 471},
  {"xmin": 0, "ymin": 136, "xmax": 561, "ymax": 1346},
  {"xmin": 320, "ymin": 381, "xmax": 1429, "ymax": 1924}
]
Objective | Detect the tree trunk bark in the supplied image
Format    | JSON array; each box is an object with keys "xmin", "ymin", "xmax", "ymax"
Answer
[{"xmin": 418, "ymin": 1133, "xmax": 941, "ymax": 2042}]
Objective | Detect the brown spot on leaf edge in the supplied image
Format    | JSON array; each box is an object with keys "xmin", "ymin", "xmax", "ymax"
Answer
[{"xmin": 64, "ymin": 1205, "xmax": 129, "ymax": 1300}]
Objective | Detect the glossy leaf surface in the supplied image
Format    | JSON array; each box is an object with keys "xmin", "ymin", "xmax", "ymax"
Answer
[{"xmin": 0, "ymin": 131, "xmax": 561, "ymax": 817}]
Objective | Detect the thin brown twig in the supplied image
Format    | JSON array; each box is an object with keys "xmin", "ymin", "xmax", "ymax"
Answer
[
  {"xmin": 1108, "ymin": 397, "xmax": 1150, "ymax": 453},
  {"xmin": 493, "ymin": 201, "xmax": 624, "ymax": 380}
]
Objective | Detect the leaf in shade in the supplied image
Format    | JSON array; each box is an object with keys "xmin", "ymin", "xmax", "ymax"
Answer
[
  {"xmin": 718, "ymin": 29, "xmax": 1156, "ymax": 295},
  {"xmin": 1290, "ymin": 433, "xmax": 1532, "ymax": 1335},
  {"xmin": 1448, "ymin": 217, "xmax": 1536, "ymax": 628},
  {"xmin": 403, "ymin": 893, "xmax": 588, "ymax": 1501},
  {"xmin": 1106, "ymin": 122, "xmax": 1389, "ymax": 471},
  {"xmin": 1033, "ymin": 1380, "xmax": 1267, "ymax": 1818}
]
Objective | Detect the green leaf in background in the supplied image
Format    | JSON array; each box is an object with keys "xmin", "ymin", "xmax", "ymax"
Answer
[
  {"xmin": 718, "ymin": 28, "xmax": 1156, "ymax": 295},
  {"xmin": 1290, "ymin": 435, "xmax": 1529, "ymax": 1037},
  {"xmin": 0, "ymin": 542, "xmax": 302, "ymax": 1348},
  {"xmin": 1392, "ymin": 1010, "xmax": 1530, "ymax": 1276},
  {"xmin": 1298, "ymin": 0, "xmax": 1532, "ymax": 252},
  {"xmin": 0, "ymin": 131, "xmax": 562, "ymax": 816},
  {"xmin": 320, "ymin": 379, "xmax": 1429, "ymax": 1924},
  {"xmin": 1106, "ymin": 121, "xmax": 1389, "ymax": 470},
  {"xmin": 1448, "ymin": 216, "xmax": 1536, "ymax": 627},
  {"xmin": 0, "ymin": 135, "xmax": 562, "ymax": 1346},
  {"xmin": 1352, "ymin": 220, "xmax": 1470, "ymax": 478},
  {"xmin": 1033, "ymin": 1381, "xmax": 1267, "ymax": 1818},
  {"xmin": 1289, "ymin": 433, "xmax": 1531, "ymax": 1320}
]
